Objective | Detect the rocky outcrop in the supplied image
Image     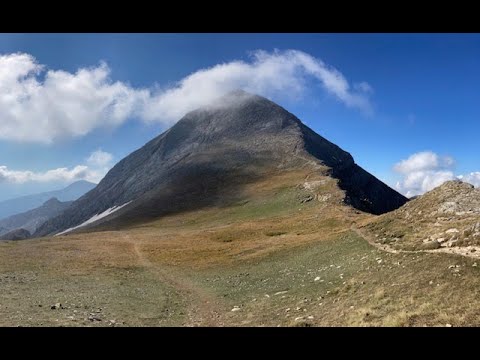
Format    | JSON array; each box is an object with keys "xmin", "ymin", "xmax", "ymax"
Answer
[{"xmin": 366, "ymin": 180, "xmax": 480, "ymax": 250}]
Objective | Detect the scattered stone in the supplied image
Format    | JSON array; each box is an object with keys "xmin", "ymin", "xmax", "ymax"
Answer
[
  {"xmin": 51, "ymin": 303, "xmax": 62, "ymax": 310},
  {"xmin": 473, "ymin": 263, "xmax": 478, "ymax": 267},
  {"xmin": 294, "ymin": 317, "xmax": 304, "ymax": 321},
  {"xmin": 285, "ymin": 308, "xmax": 291, "ymax": 312},
  {"xmin": 300, "ymin": 195, "xmax": 314, "ymax": 204},
  {"xmin": 446, "ymin": 324, "xmax": 452, "ymax": 327},
  {"xmin": 446, "ymin": 228, "xmax": 459, "ymax": 234},
  {"xmin": 88, "ymin": 315, "xmax": 102, "ymax": 322},
  {"xmin": 274, "ymin": 291, "xmax": 288, "ymax": 296},
  {"xmin": 307, "ymin": 316, "xmax": 314, "ymax": 320},
  {"xmin": 231, "ymin": 306, "xmax": 241, "ymax": 312},
  {"xmin": 314, "ymin": 277, "xmax": 321, "ymax": 282},
  {"xmin": 429, "ymin": 280, "xmax": 434, "ymax": 285}
]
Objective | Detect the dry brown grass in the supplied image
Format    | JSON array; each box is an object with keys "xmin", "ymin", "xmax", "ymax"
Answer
[{"xmin": 3, "ymin": 170, "xmax": 480, "ymax": 326}]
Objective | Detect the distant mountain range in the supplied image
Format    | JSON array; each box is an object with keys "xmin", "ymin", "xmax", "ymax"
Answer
[
  {"xmin": 0, "ymin": 180, "xmax": 96, "ymax": 220},
  {"xmin": 0, "ymin": 197, "xmax": 72, "ymax": 237},
  {"xmin": 35, "ymin": 90, "xmax": 407, "ymax": 237}
]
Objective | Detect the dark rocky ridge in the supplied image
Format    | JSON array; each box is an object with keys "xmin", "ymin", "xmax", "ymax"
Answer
[{"xmin": 35, "ymin": 90, "xmax": 407, "ymax": 237}]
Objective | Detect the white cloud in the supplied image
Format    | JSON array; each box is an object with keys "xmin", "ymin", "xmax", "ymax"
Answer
[
  {"xmin": 394, "ymin": 151, "xmax": 454, "ymax": 174},
  {"xmin": 458, "ymin": 172, "xmax": 480, "ymax": 187},
  {"xmin": 395, "ymin": 170, "xmax": 456, "ymax": 198},
  {"xmin": 0, "ymin": 150, "xmax": 114, "ymax": 184},
  {"xmin": 0, "ymin": 50, "xmax": 373, "ymax": 143},
  {"xmin": 141, "ymin": 49, "xmax": 373, "ymax": 122},
  {"xmin": 0, "ymin": 53, "xmax": 149, "ymax": 144},
  {"xmin": 354, "ymin": 81, "xmax": 373, "ymax": 94},
  {"xmin": 87, "ymin": 149, "xmax": 113, "ymax": 167},
  {"xmin": 393, "ymin": 151, "xmax": 479, "ymax": 197},
  {"xmin": 0, "ymin": 165, "xmax": 98, "ymax": 184}
]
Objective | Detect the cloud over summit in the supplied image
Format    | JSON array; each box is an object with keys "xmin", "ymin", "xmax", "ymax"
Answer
[{"xmin": 0, "ymin": 50, "xmax": 373, "ymax": 144}]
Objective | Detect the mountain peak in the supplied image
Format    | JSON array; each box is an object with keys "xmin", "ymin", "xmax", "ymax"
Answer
[
  {"xmin": 224, "ymin": 89, "xmax": 251, "ymax": 97},
  {"xmin": 433, "ymin": 179, "xmax": 474, "ymax": 191},
  {"xmin": 64, "ymin": 180, "xmax": 97, "ymax": 190},
  {"xmin": 35, "ymin": 93, "xmax": 407, "ymax": 237},
  {"xmin": 201, "ymin": 89, "xmax": 272, "ymax": 112},
  {"xmin": 43, "ymin": 197, "xmax": 62, "ymax": 207}
]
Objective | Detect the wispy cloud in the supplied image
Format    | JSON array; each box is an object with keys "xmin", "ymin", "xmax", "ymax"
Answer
[
  {"xmin": 458, "ymin": 172, "xmax": 480, "ymax": 187},
  {"xmin": 393, "ymin": 151, "xmax": 480, "ymax": 197},
  {"xmin": 0, "ymin": 50, "xmax": 373, "ymax": 144},
  {"xmin": 0, "ymin": 149, "xmax": 114, "ymax": 184},
  {"xmin": 86, "ymin": 149, "xmax": 113, "ymax": 168},
  {"xmin": 394, "ymin": 151, "xmax": 454, "ymax": 174}
]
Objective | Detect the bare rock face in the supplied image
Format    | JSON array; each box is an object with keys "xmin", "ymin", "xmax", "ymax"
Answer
[
  {"xmin": 35, "ymin": 90, "xmax": 407, "ymax": 237},
  {"xmin": 367, "ymin": 180, "xmax": 480, "ymax": 250}
]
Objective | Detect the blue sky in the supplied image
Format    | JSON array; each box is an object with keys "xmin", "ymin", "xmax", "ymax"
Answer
[{"xmin": 0, "ymin": 33, "xmax": 479, "ymax": 200}]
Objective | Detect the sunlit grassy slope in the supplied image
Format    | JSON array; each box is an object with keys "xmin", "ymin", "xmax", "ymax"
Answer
[{"xmin": 1, "ymin": 169, "xmax": 480, "ymax": 326}]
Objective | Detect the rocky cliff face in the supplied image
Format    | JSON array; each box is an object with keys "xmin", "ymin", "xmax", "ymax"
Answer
[{"xmin": 35, "ymin": 90, "xmax": 407, "ymax": 237}]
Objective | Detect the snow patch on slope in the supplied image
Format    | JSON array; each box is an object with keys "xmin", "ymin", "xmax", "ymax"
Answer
[{"xmin": 56, "ymin": 201, "xmax": 132, "ymax": 236}]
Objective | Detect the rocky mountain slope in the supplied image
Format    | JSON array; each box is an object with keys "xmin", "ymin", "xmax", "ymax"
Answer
[
  {"xmin": 0, "ymin": 228, "xmax": 31, "ymax": 241},
  {"xmin": 35, "ymin": 90, "xmax": 407, "ymax": 237},
  {"xmin": 365, "ymin": 180, "xmax": 480, "ymax": 251},
  {"xmin": 0, "ymin": 180, "xmax": 95, "ymax": 219},
  {"xmin": 0, "ymin": 198, "xmax": 72, "ymax": 236}
]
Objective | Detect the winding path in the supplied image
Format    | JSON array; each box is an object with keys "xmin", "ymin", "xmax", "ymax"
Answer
[
  {"xmin": 351, "ymin": 223, "xmax": 480, "ymax": 260},
  {"xmin": 123, "ymin": 232, "xmax": 224, "ymax": 326}
]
